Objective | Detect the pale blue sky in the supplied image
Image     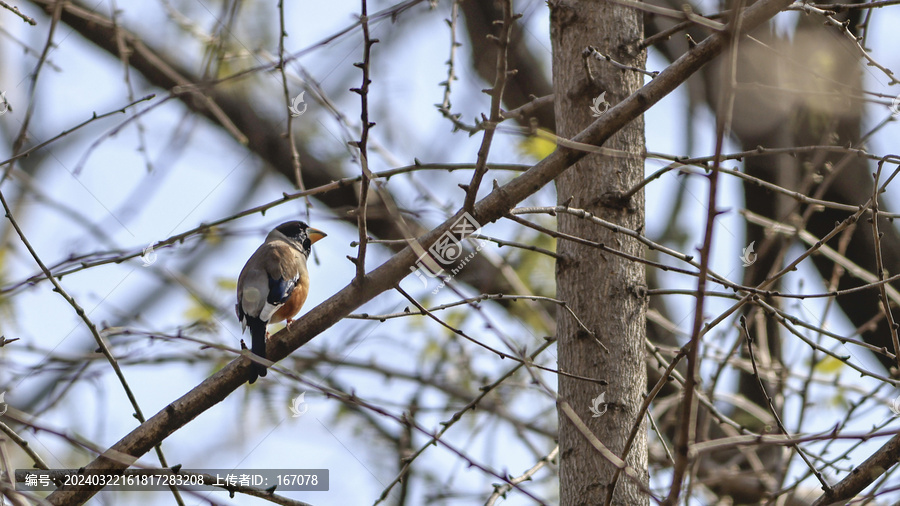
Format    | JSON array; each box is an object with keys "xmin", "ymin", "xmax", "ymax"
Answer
[{"xmin": 2, "ymin": 0, "xmax": 900, "ymax": 504}]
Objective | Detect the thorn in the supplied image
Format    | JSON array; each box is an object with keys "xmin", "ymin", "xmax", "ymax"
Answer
[{"xmin": 686, "ymin": 33, "xmax": 697, "ymax": 49}]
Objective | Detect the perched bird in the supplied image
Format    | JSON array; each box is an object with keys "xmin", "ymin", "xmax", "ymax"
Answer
[{"xmin": 236, "ymin": 221, "xmax": 326, "ymax": 383}]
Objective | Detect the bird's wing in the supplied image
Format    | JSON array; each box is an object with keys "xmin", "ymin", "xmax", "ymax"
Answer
[
  {"xmin": 241, "ymin": 241, "xmax": 303, "ymax": 322},
  {"xmin": 237, "ymin": 256, "xmax": 269, "ymax": 328}
]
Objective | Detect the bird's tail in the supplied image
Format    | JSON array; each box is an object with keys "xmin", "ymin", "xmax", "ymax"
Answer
[{"xmin": 247, "ymin": 316, "xmax": 268, "ymax": 383}]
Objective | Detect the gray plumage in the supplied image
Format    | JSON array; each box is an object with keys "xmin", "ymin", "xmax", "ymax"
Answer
[{"xmin": 236, "ymin": 221, "xmax": 324, "ymax": 383}]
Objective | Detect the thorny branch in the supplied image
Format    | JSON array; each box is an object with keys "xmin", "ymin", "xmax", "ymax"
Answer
[
  {"xmin": 462, "ymin": 0, "xmax": 515, "ymax": 214},
  {"xmin": 7, "ymin": 0, "xmax": 900, "ymax": 503},
  {"xmin": 39, "ymin": 0, "xmax": 798, "ymax": 500},
  {"xmin": 351, "ymin": 0, "xmax": 378, "ymax": 280}
]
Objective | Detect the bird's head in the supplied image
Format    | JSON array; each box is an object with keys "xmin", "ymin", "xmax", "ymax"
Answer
[{"xmin": 270, "ymin": 221, "xmax": 327, "ymax": 257}]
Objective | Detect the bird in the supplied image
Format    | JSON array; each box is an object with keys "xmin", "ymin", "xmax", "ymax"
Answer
[{"xmin": 236, "ymin": 221, "xmax": 326, "ymax": 383}]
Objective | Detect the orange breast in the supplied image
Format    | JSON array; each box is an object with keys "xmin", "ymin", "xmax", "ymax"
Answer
[{"xmin": 271, "ymin": 282, "xmax": 309, "ymax": 323}]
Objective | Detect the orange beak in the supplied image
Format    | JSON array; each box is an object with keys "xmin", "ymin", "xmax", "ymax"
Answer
[{"xmin": 308, "ymin": 228, "xmax": 327, "ymax": 244}]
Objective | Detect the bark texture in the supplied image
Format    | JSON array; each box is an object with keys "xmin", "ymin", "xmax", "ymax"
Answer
[{"xmin": 550, "ymin": 0, "xmax": 649, "ymax": 504}]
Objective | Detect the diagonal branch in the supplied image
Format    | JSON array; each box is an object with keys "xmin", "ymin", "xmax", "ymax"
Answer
[
  {"xmin": 0, "ymin": 187, "xmax": 181, "ymax": 502},
  {"xmin": 44, "ymin": 0, "xmax": 795, "ymax": 500},
  {"xmin": 811, "ymin": 433, "xmax": 900, "ymax": 505},
  {"xmin": 24, "ymin": 0, "xmax": 520, "ymax": 301}
]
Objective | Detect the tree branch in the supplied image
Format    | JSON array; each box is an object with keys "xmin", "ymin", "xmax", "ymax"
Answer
[{"xmin": 44, "ymin": 0, "xmax": 795, "ymax": 500}]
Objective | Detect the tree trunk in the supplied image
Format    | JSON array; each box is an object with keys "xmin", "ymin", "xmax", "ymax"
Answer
[{"xmin": 550, "ymin": 1, "xmax": 648, "ymax": 504}]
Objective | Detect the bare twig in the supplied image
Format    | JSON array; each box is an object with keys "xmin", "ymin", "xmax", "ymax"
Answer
[
  {"xmin": 585, "ymin": 46, "xmax": 659, "ymax": 78},
  {"xmin": 789, "ymin": 2, "xmax": 900, "ymax": 85},
  {"xmin": 811, "ymin": 435, "xmax": 900, "ymax": 505},
  {"xmin": 664, "ymin": 2, "xmax": 745, "ymax": 500},
  {"xmin": 610, "ymin": 0, "xmax": 726, "ymax": 30},
  {"xmin": 277, "ymin": 0, "xmax": 308, "ymax": 198},
  {"xmin": 869, "ymin": 160, "xmax": 900, "ymax": 371},
  {"xmin": 40, "ymin": 0, "xmax": 797, "ymax": 499},
  {"xmin": 462, "ymin": 0, "xmax": 515, "ymax": 214},
  {"xmin": 0, "ymin": 0, "xmax": 36, "ymax": 24},
  {"xmin": 0, "ymin": 94, "xmax": 155, "ymax": 174},
  {"xmin": 351, "ymin": 0, "xmax": 378, "ymax": 280},
  {"xmin": 373, "ymin": 330, "xmax": 559, "ymax": 504},
  {"xmin": 742, "ymin": 316, "xmax": 830, "ymax": 490},
  {"xmin": 0, "ymin": 188, "xmax": 177, "ymax": 487},
  {"xmin": 485, "ymin": 446, "xmax": 559, "ymax": 505}
]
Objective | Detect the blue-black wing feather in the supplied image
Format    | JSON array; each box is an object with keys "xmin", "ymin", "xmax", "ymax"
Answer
[
  {"xmin": 267, "ymin": 276, "xmax": 297, "ymax": 305},
  {"xmin": 247, "ymin": 316, "xmax": 268, "ymax": 383}
]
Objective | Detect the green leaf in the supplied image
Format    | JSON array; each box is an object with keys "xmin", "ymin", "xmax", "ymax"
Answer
[
  {"xmin": 814, "ymin": 355, "xmax": 844, "ymax": 374},
  {"xmin": 519, "ymin": 130, "xmax": 556, "ymax": 161}
]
